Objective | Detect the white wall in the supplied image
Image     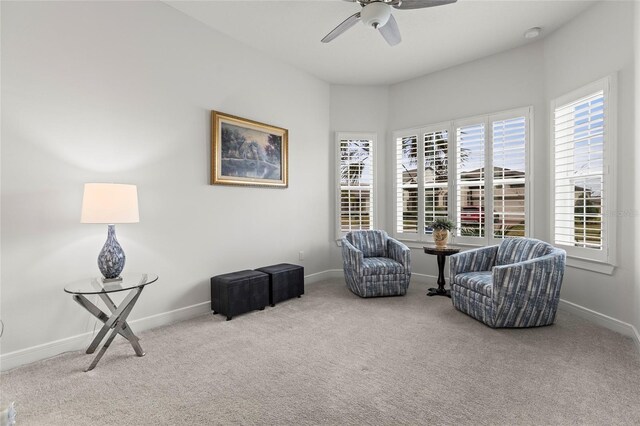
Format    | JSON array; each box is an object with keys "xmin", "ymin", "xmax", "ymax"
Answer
[
  {"xmin": 1, "ymin": 1, "xmax": 332, "ymax": 366},
  {"xmin": 386, "ymin": 41, "xmax": 547, "ymax": 282},
  {"xmin": 329, "ymin": 85, "xmax": 389, "ymax": 266},
  {"xmin": 543, "ymin": 1, "xmax": 636, "ymax": 327}
]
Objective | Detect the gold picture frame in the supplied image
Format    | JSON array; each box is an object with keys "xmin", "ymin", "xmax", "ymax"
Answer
[{"xmin": 211, "ymin": 111, "xmax": 288, "ymax": 188}]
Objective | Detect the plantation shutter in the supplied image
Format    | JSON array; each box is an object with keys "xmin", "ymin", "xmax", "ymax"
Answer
[
  {"xmin": 456, "ymin": 123, "xmax": 485, "ymax": 238},
  {"xmin": 339, "ymin": 138, "xmax": 374, "ymax": 233},
  {"xmin": 392, "ymin": 107, "xmax": 531, "ymax": 245},
  {"xmin": 424, "ymin": 130, "xmax": 449, "ymax": 233},
  {"xmin": 396, "ymin": 135, "xmax": 419, "ymax": 235},
  {"xmin": 492, "ymin": 116, "xmax": 527, "ymax": 238},
  {"xmin": 553, "ymin": 90, "xmax": 605, "ymax": 250}
]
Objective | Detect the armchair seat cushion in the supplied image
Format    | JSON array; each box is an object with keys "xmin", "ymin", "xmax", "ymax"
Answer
[
  {"xmin": 362, "ymin": 257, "xmax": 405, "ymax": 276},
  {"xmin": 454, "ymin": 271, "xmax": 493, "ymax": 297}
]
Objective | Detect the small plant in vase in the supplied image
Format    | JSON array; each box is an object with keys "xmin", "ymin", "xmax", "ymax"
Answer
[{"xmin": 430, "ymin": 218, "xmax": 455, "ymax": 248}]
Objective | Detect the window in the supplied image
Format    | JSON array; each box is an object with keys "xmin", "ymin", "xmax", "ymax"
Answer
[
  {"xmin": 394, "ymin": 107, "xmax": 531, "ymax": 245},
  {"xmin": 337, "ymin": 132, "xmax": 376, "ymax": 237},
  {"xmin": 492, "ymin": 116, "xmax": 527, "ymax": 238},
  {"xmin": 551, "ymin": 76, "xmax": 615, "ymax": 265},
  {"xmin": 424, "ymin": 130, "xmax": 450, "ymax": 231},
  {"xmin": 456, "ymin": 122, "xmax": 486, "ymax": 238},
  {"xmin": 396, "ymin": 133, "xmax": 419, "ymax": 234},
  {"xmin": 395, "ymin": 125, "xmax": 450, "ymax": 238}
]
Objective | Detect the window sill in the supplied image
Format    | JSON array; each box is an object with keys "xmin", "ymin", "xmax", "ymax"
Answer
[
  {"xmin": 399, "ymin": 239, "xmax": 615, "ymax": 275},
  {"xmin": 566, "ymin": 256, "xmax": 615, "ymax": 275}
]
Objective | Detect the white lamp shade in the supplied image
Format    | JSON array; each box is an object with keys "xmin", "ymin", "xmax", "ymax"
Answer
[{"xmin": 81, "ymin": 183, "xmax": 140, "ymax": 224}]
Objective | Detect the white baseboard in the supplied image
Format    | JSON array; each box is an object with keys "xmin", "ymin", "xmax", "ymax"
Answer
[
  {"xmin": 1, "ymin": 331, "xmax": 93, "ymax": 372},
  {"xmin": 3, "ymin": 272, "xmax": 638, "ymax": 371},
  {"xmin": 0, "ymin": 269, "xmax": 345, "ymax": 371},
  {"xmin": 132, "ymin": 301, "xmax": 211, "ymax": 332},
  {"xmin": 558, "ymin": 299, "xmax": 640, "ymax": 353},
  {"xmin": 304, "ymin": 269, "xmax": 344, "ymax": 283},
  {"xmin": 634, "ymin": 325, "xmax": 640, "ymax": 355},
  {"xmin": 324, "ymin": 274, "xmax": 640, "ymax": 355},
  {"xmin": 0, "ymin": 301, "xmax": 211, "ymax": 372},
  {"xmin": 410, "ymin": 273, "xmax": 437, "ymax": 285}
]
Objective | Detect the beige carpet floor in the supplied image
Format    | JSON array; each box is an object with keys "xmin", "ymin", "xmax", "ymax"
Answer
[{"xmin": 2, "ymin": 278, "xmax": 640, "ymax": 425}]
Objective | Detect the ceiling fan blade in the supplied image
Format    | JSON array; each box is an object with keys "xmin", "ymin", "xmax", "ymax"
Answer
[
  {"xmin": 392, "ymin": 0, "xmax": 457, "ymax": 10},
  {"xmin": 378, "ymin": 14, "xmax": 401, "ymax": 46},
  {"xmin": 321, "ymin": 12, "xmax": 362, "ymax": 43}
]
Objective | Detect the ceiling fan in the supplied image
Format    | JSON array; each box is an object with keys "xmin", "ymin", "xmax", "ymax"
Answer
[{"xmin": 321, "ymin": 0, "xmax": 457, "ymax": 46}]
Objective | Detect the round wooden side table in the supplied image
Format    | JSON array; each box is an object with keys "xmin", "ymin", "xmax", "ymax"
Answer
[{"xmin": 423, "ymin": 246, "xmax": 460, "ymax": 297}]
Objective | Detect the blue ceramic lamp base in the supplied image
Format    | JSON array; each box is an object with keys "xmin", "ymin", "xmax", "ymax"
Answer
[{"xmin": 98, "ymin": 224, "xmax": 126, "ymax": 280}]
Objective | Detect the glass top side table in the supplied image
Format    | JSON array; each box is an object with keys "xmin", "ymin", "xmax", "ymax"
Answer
[
  {"xmin": 64, "ymin": 273, "xmax": 158, "ymax": 371},
  {"xmin": 64, "ymin": 273, "xmax": 158, "ymax": 295}
]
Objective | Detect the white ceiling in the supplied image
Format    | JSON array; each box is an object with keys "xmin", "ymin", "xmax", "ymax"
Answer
[{"xmin": 166, "ymin": 0, "xmax": 596, "ymax": 86}]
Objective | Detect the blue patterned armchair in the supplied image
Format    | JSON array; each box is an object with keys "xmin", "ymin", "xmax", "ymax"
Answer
[
  {"xmin": 449, "ymin": 238, "xmax": 566, "ymax": 328},
  {"xmin": 341, "ymin": 230, "xmax": 411, "ymax": 298}
]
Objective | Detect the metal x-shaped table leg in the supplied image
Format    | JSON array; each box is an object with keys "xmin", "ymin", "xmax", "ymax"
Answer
[{"xmin": 72, "ymin": 286, "xmax": 145, "ymax": 371}]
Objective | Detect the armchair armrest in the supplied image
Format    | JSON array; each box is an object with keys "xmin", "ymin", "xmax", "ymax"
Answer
[
  {"xmin": 387, "ymin": 237, "xmax": 411, "ymax": 269},
  {"xmin": 449, "ymin": 245, "xmax": 499, "ymax": 277},
  {"xmin": 341, "ymin": 237, "xmax": 364, "ymax": 275},
  {"xmin": 492, "ymin": 250, "xmax": 566, "ymax": 307}
]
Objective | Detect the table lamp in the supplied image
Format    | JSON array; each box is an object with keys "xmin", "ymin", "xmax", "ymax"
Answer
[{"xmin": 81, "ymin": 183, "xmax": 139, "ymax": 281}]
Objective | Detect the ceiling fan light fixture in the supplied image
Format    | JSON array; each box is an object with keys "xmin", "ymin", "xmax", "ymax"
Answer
[
  {"xmin": 322, "ymin": 0, "xmax": 457, "ymax": 45},
  {"xmin": 360, "ymin": 2, "xmax": 391, "ymax": 29},
  {"xmin": 524, "ymin": 27, "xmax": 542, "ymax": 39}
]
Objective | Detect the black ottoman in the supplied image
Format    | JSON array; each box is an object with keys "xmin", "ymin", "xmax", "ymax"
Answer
[
  {"xmin": 211, "ymin": 270, "xmax": 269, "ymax": 320},
  {"xmin": 255, "ymin": 263, "xmax": 304, "ymax": 307}
]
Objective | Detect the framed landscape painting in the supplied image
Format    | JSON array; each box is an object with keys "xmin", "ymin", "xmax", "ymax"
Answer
[{"xmin": 211, "ymin": 111, "xmax": 288, "ymax": 188}]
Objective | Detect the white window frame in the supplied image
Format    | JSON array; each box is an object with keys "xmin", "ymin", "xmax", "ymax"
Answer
[
  {"xmin": 489, "ymin": 110, "xmax": 532, "ymax": 241},
  {"xmin": 335, "ymin": 132, "xmax": 377, "ymax": 240},
  {"xmin": 453, "ymin": 115, "xmax": 489, "ymax": 246},
  {"xmin": 423, "ymin": 126, "xmax": 452, "ymax": 235},
  {"xmin": 550, "ymin": 75, "xmax": 616, "ymax": 272},
  {"xmin": 393, "ymin": 123, "xmax": 450, "ymax": 243},
  {"xmin": 393, "ymin": 107, "xmax": 532, "ymax": 247}
]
